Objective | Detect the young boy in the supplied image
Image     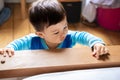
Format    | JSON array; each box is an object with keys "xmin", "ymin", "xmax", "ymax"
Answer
[{"xmin": 0, "ymin": 0, "xmax": 109, "ymax": 59}]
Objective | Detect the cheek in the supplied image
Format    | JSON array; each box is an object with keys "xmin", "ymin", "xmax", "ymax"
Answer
[
  {"xmin": 45, "ymin": 35, "xmax": 58, "ymax": 42},
  {"xmin": 50, "ymin": 36, "xmax": 61, "ymax": 43}
]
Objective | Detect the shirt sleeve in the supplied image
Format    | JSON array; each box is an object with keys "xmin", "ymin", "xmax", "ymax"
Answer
[
  {"xmin": 6, "ymin": 34, "xmax": 36, "ymax": 51},
  {"xmin": 69, "ymin": 31, "xmax": 105, "ymax": 47}
]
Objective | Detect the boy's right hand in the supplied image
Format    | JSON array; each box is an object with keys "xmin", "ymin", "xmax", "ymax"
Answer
[{"xmin": 0, "ymin": 48, "xmax": 14, "ymax": 57}]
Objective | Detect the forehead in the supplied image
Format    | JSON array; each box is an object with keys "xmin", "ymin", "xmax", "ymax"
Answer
[{"xmin": 45, "ymin": 18, "xmax": 67, "ymax": 32}]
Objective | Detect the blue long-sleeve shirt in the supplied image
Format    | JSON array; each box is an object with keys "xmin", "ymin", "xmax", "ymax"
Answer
[{"xmin": 6, "ymin": 31, "xmax": 105, "ymax": 50}]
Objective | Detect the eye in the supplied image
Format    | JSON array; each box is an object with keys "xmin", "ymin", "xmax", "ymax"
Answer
[
  {"xmin": 54, "ymin": 32, "xmax": 59, "ymax": 34},
  {"xmin": 64, "ymin": 26, "xmax": 68, "ymax": 30}
]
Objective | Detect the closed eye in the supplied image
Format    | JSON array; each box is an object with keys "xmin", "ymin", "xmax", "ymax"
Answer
[
  {"xmin": 64, "ymin": 25, "xmax": 68, "ymax": 30},
  {"xmin": 54, "ymin": 32, "xmax": 59, "ymax": 34}
]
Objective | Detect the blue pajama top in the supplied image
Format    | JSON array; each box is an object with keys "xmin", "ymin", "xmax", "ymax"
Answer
[{"xmin": 6, "ymin": 31, "xmax": 104, "ymax": 50}]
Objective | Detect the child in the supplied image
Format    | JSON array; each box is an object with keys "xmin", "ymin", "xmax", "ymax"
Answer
[{"xmin": 0, "ymin": 0, "xmax": 109, "ymax": 60}]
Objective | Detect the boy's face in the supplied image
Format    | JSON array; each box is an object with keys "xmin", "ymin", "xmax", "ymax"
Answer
[{"xmin": 36, "ymin": 18, "xmax": 68, "ymax": 44}]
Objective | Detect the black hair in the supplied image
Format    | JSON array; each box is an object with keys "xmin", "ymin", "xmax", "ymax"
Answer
[{"xmin": 29, "ymin": 0, "xmax": 66, "ymax": 31}]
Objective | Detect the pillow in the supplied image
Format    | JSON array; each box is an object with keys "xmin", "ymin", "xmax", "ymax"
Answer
[{"xmin": 23, "ymin": 67, "xmax": 120, "ymax": 80}]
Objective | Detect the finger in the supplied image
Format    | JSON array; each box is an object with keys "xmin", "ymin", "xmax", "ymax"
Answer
[
  {"xmin": 0, "ymin": 49, "xmax": 4, "ymax": 55},
  {"xmin": 96, "ymin": 46, "xmax": 102, "ymax": 59},
  {"xmin": 3, "ymin": 50, "xmax": 7, "ymax": 57},
  {"xmin": 11, "ymin": 48, "xmax": 15, "ymax": 56},
  {"xmin": 100, "ymin": 47, "xmax": 105, "ymax": 55},
  {"xmin": 93, "ymin": 49, "xmax": 100, "ymax": 59},
  {"xmin": 101, "ymin": 47, "xmax": 109, "ymax": 56},
  {"xmin": 92, "ymin": 52, "xmax": 96, "ymax": 57},
  {"xmin": 92, "ymin": 46, "xmax": 97, "ymax": 57},
  {"xmin": 7, "ymin": 49, "xmax": 14, "ymax": 57},
  {"xmin": 92, "ymin": 50, "xmax": 97, "ymax": 57},
  {"xmin": 92, "ymin": 46, "xmax": 99, "ymax": 58},
  {"xmin": 105, "ymin": 48, "xmax": 109, "ymax": 54}
]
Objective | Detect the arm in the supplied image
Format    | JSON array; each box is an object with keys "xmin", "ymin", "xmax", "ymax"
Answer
[
  {"xmin": 69, "ymin": 31, "xmax": 109, "ymax": 59},
  {"xmin": 0, "ymin": 33, "xmax": 35, "ymax": 58},
  {"xmin": 70, "ymin": 31, "xmax": 105, "ymax": 47},
  {"xmin": 6, "ymin": 33, "xmax": 35, "ymax": 50}
]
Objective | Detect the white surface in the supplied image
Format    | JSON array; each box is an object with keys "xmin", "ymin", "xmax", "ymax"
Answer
[
  {"xmin": 0, "ymin": 77, "xmax": 26, "ymax": 80},
  {"xmin": 23, "ymin": 67, "xmax": 120, "ymax": 80}
]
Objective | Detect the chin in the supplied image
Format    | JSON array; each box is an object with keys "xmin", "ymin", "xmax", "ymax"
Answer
[
  {"xmin": 54, "ymin": 41, "xmax": 63, "ymax": 44},
  {"xmin": 55, "ymin": 42, "xmax": 61, "ymax": 44}
]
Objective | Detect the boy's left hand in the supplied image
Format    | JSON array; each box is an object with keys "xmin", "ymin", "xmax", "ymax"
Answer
[{"xmin": 92, "ymin": 43, "xmax": 109, "ymax": 60}]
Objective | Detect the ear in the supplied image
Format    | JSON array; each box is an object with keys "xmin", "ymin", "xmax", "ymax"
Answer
[{"xmin": 35, "ymin": 32, "xmax": 44, "ymax": 38}]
